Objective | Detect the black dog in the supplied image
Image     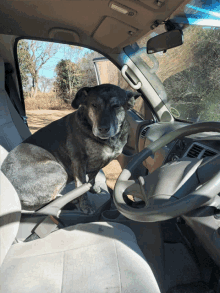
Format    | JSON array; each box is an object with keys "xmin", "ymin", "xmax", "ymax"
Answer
[{"xmin": 2, "ymin": 84, "xmax": 139, "ymax": 214}]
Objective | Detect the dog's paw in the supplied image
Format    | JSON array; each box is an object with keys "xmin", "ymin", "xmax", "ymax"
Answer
[
  {"xmin": 79, "ymin": 194, "xmax": 95, "ymax": 215},
  {"xmin": 90, "ymin": 183, "xmax": 102, "ymax": 194}
]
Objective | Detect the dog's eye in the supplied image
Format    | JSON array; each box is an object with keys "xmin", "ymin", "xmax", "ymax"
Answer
[
  {"xmin": 113, "ymin": 105, "xmax": 120, "ymax": 109},
  {"xmin": 92, "ymin": 103, "xmax": 98, "ymax": 108}
]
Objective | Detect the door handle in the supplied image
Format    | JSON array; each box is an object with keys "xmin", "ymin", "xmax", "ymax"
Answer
[{"xmin": 121, "ymin": 65, "xmax": 142, "ymax": 90}]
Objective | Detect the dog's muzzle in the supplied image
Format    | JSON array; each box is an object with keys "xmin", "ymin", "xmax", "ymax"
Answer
[{"xmin": 93, "ymin": 126, "xmax": 116, "ymax": 140}]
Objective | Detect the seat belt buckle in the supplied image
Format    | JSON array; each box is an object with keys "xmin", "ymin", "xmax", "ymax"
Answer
[{"xmin": 34, "ymin": 215, "xmax": 61, "ymax": 239}]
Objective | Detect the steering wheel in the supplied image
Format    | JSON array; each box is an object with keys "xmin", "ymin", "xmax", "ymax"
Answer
[{"xmin": 113, "ymin": 122, "xmax": 220, "ymax": 222}]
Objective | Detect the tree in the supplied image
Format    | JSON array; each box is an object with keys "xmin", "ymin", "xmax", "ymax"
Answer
[
  {"xmin": 54, "ymin": 59, "xmax": 84, "ymax": 103},
  {"xmin": 39, "ymin": 76, "xmax": 53, "ymax": 93},
  {"xmin": 17, "ymin": 40, "xmax": 31, "ymax": 91},
  {"xmin": 77, "ymin": 51, "xmax": 101, "ymax": 87},
  {"xmin": 158, "ymin": 26, "xmax": 220, "ymax": 121},
  {"xmin": 27, "ymin": 40, "xmax": 59, "ymax": 97}
]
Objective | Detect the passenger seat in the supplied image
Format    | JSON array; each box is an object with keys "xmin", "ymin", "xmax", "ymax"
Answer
[
  {"xmin": 0, "ymin": 58, "xmax": 111, "ymax": 235},
  {"xmin": 0, "ymin": 57, "xmax": 31, "ymax": 151}
]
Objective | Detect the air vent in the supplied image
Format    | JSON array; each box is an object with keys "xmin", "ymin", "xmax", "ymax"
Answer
[
  {"xmin": 140, "ymin": 127, "xmax": 148, "ymax": 138},
  {"xmin": 202, "ymin": 149, "xmax": 217, "ymax": 158},
  {"xmin": 187, "ymin": 144, "xmax": 204, "ymax": 158}
]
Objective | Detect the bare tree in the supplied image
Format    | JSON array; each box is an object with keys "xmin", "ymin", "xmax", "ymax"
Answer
[
  {"xmin": 77, "ymin": 51, "xmax": 102, "ymax": 87},
  {"xmin": 17, "ymin": 40, "xmax": 31, "ymax": 91},
  {"xmin": 39, "ymin": 76, "xmax": 54, "ymax": 93},
  {"xmin": 27, "ymin": 40, "xmax": 59, "ymax": 97}
]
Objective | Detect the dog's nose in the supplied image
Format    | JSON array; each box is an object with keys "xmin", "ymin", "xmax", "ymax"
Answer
[{"xmin": 98, "ymin": 126, "xmax": 110, "ymax": 134}]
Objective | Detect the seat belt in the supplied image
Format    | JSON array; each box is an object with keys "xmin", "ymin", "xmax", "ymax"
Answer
[
  {"xmin": 24, "ymin": 215, "xmax": 64, "ymax": 242},
  {"xmin": 23, "ymin": 183, "xmax": 92, "ymax": 242},
  {"xmin": 4, "ymin": 63, "xmax": 28, "ymax": 126}
]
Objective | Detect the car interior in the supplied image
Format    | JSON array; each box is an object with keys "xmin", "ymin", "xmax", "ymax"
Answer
[{"xmin": 1, "ymin": 0, "xmax": 220, "ymax": 292}]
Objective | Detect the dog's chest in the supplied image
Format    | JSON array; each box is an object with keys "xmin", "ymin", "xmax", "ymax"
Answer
[
  {"xmin": 85, "ymin": 140, "xmax": 122, "ymax": 171},
  {"xmin": 101, "ymin": 145, "xmax": 122, "ymax": 161}
]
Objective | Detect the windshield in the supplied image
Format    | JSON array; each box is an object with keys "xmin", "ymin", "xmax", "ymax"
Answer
[{"xmin": 134, "ymin": 2, "xmax": 220, "ymax": 122}]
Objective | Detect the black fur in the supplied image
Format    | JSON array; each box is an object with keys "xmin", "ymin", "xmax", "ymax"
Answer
[{"xmin": 2, "ymin": 84, "xmax": 140, "ymax": 214}]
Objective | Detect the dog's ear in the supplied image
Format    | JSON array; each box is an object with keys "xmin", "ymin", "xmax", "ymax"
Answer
[
  {"xmin": 125, "ymin": 91, "xmax": 141, "ymax": 109},
  {"xmin": 71, "ymin": 87, "xmax": 91, "ymax": 109}
]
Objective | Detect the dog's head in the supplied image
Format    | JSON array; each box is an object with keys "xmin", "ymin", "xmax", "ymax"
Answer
[{"xmin": 72, "ymin": 84, "xmax": 140, "ymax": 140}]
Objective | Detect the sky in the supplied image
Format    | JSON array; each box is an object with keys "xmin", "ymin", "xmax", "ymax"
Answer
[
  {"xmin": 17, "ymin": 40, "xmax": 95, "ymax": 92},
  {"xmin": 37, "ymin": 44, "xmax": 92, "ymax": 79},
  {"xmin": 20, "ymin": 41, "xmax": 94, "ymax": 91}
]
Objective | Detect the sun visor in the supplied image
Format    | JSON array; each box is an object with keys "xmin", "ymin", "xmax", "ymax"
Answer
[
  {"xmin": 93, "ymin": 17, "xmax": 138, "ymax": 48},
  {"xmin": 49, "ymin": 28, "xmax": 80, "ymax": 43}
]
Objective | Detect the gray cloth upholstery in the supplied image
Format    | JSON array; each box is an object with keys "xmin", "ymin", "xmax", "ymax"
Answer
[
  {"xmin": 0, "ymin": 145, "xmax": 161, "ymax": 292},
  {"xmin": 0, "ymin": 57, "xmax": 31, "ymax": 152},
  {"xmin": 1, "ymin": 222, "xmax": 161, "ymax": 293},
  {"xmin": 0, "ymin": 146, "xmax": 21, "ymax": 265}
]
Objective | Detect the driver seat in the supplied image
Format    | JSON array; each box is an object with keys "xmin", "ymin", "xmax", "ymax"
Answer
[{"xmin": 0, "ymin": 145, "xmax": 161, "ymax": 293}]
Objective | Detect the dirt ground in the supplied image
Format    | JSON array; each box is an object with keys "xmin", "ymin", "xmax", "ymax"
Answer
[{"xmin": 26, "ymin": 110, "xmax": 122, "ymax": 190}]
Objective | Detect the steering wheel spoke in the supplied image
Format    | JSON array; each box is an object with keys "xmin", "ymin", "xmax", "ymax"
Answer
[
  {"xmin": 115, "ymin": 179, "xmax": 146, "ymax": 201},
  {"xmin": 197, "ymin": 154, "xmax": 220, "ymax": 184}
]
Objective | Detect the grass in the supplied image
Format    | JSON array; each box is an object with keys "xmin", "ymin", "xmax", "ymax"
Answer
[{"xmin": 25, "ymin": 92, "xmax": 72, "ymax": 110}]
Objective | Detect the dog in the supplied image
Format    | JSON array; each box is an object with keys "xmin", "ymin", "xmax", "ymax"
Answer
[{"xmin": 1, "ymin": 84, "xmax": 139, "ymax": 214}]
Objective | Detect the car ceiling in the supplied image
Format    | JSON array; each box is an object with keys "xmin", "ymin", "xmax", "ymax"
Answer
[{"xmin": 0, "ymin": 0, "xmax": 186, "ymax": 54}]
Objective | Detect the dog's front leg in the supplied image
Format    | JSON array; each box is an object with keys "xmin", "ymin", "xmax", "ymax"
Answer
[
  {"xmin": 88, "ymin": 172, "xmax": 102, "ymax": 194},
  {"xmin": 73, "ymin": 162, "xmax": 95, "ymax": 215}
]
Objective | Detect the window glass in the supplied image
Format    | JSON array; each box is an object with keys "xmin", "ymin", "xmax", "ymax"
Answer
[
  {"xmin": 17, "ymin": 39, "xmax": 146, "ymax": 135},
  {"xmin": 17, "ymin": 39, "xmax": 103, "ymax": 133},
  {"xmin": 17, "ymin": 39, "xmax": 133, "ymax": 189},
  {"xmin": 136, "ymin": 24, "xmax": 220, "ymax": 122},
  {"xmin": 93, "ymin": 58, "xmax": 145, "ymax": 119}
]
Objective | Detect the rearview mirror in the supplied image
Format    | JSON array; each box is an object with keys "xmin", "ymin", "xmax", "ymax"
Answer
[{"xmin": 147, "ymin": 29, "xmax": 183, "ymax": 54}]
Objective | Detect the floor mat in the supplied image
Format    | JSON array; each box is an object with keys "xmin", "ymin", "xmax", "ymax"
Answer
[
  {"xmin": 161, "ymin": 219, "xmax": 183, "ymax": 243},
  {"xmin": 167, "ymin": 281, "xmax": 214, "ymax": 293},
  {"xmin": 164, "ymin": 243, "xmax": 201, "ymax": 291}
]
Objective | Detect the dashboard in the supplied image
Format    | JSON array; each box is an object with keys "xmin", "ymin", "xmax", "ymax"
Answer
[
  {"xmin": 136, "ymin": 121, "xmax": 220, "ymax": 268},
  {"xmin": 138, "ymin": 122, "xmax": 220, "ymax": 173}
]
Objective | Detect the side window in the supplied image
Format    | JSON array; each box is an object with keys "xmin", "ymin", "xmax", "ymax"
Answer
[
  {"xmin": 16, "ymin": 40, "xmax": 146, "ymax": 189},
  {"xmin": 93, "ymin": 58, "xmax": 146, "ymax": 119},
  {"xmin": 133, "ymin": 96, "xmax": 145, "ymax": 119},
  {"xmin": 17, "ymin": 39, "xmax": 103, "ymax": 133}
]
